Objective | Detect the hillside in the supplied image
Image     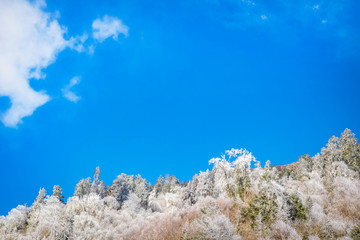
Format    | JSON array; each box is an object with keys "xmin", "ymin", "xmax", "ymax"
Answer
[{"xmin": 1, "ymin": 129, "xmax": 360, "ymax": 239}]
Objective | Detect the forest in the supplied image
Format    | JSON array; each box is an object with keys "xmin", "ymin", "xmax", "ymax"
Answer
[{"xmin": 1, "ymin": 129, "xmax": 360, "ymax": 239}]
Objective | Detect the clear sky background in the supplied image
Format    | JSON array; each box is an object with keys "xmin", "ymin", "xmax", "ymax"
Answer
[{"xmin": 0, "ymin": 0, "xmax": 360, "ymax": 215}]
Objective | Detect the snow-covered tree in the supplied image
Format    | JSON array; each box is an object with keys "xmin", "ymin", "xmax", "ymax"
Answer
[
  {"xmin": 134, "ymin": 174, "xmax": 151, "ymax": 208},
  {"xmin": 74, "ymin": 177, "xmax": 91, "ymax": 198},
  {"xmin": 53, "ymin": 185, "xmax": 64, "ymax": 203},
  {"xmin": 1, "ymin": 129, "xmax": 359, "ymax": 240},
  {"xmin": 109, "ymin": 173, "xmax": 135, "ymax": 206},
  {"xmin": 340, "ymin": 128, "xmax": 360, "ymax": 172},
  {"xmin": 90, "ymin": 167, "xmax": 106, "ymax": 198}
]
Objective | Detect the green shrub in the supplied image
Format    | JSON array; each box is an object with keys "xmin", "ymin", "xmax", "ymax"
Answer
[
  {"xmin": 241, "ymin": 194, "xmax": 278, "ymax": 228},
  {"xmin": 287, "ymin": 194, "xmax": 309, "ymax": 222},
  {"xmin": 351, "ymin": 224, "xmax": 360, "ymax": 240}
]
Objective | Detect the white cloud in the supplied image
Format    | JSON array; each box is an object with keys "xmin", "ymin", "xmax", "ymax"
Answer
[
  {"xmin": 0, "ymin": 0, "xmax": 83, "ymax": 127},
  {"xmin": 0, "ymin": 1, "xmax": 129, "ymax": 128},
  {"xmin": 62, "ymin": 76, "xmax": 81, "ymax": 103},
  {"xmin": 92, "ymin": 15, "xmax": 129, "ymax": 42}
]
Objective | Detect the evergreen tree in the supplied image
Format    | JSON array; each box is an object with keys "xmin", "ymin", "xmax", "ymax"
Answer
[
  {"xmin": 1, "ymin": 129, "xmax": 359, "ymax": 240},
  {"xmin": 52, "ymin": 185, "xmax": 64, "ymax": 203},
  {"xmin": 74, "ymin": 178, "xmax": 91, "ymax": 198},
  {"xmin": 109, "ymin": 173, "xmax": 135, "ymax": 205}
]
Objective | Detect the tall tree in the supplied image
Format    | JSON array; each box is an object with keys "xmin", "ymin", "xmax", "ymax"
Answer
[
  {"xmin": 74, "ymin": 178, "xmax": 91, "ymax": 198},
  {"xmin": 52, "ymin": 185, "xmax": 64, "ymax": 203}
]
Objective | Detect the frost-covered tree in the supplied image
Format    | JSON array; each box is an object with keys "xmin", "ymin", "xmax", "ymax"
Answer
[
  {"xmin": 185, "ymin": 173, "xmax": 198, "ymax": 205},
  {"xmin": 162, "ymin": 175, "xmax": 180, "ymax": 194},
  {"xmin": 109, "ymin": 173, "xmax": 135, "ymax": 205},
  {"xmin": 26, "ymin": 188, "xmax": 47, "ymax": 234},
  {"xmin": 91, "ymin": 167, "xmax": 106, "ymax": 198},
  {"xmin": 340, "ymin": 128, "xmax": 360, "ymax": 172},
  {"xmin": 134, "ymin": 174, "xmax": 151, "ymax": 208},
  {"xmin": 0, "ymin": 205, "xmax": 28, "ymax": 236},
  {"xmin": 74, "ymin": 177, "xmax": 91, "ymax": 198},
  {"xmin": 209, "ymin": 148, "xmax": 257, "ymax": 199},
  {"xmin": 33, "ymin": 188, "xmax": 46, "ymax": 209},
  {"xmin": 1, "ymin": 129, "xmax": 360, "ymax": 240},
  {"xmin": 196, "ymin": 169, "xmax": 213, "ymax": 199},
  {"xmin": 185, "ymin": 197, "xmax": 240, "ymax": 239},
  {"xmin": 153, "ymin": 175, "xmax": 164, "ymax": 196},
  {"xmin": 53, "ymin": 185, "xmax": 64, "ymax": 203},
  {"xmin": 33, "ymin": 196, "xmax": 70, "ymax": 239}
]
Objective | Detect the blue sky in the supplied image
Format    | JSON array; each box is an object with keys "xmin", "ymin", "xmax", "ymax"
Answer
[{"xmin": 0, "ymin": 0, "xmax": 360, "ymax": 215}]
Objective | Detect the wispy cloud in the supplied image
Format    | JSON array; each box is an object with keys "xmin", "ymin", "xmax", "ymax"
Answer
[
  {"xmin": 0, "ymin": 0, "xmax": 129, "ymax": 128},
  {"xmin": 0, "ymin": 0, "xmax": 75, "ymax": 127},
  {"xmin": 92, "ymin": 15, "xmax": 129, "ymax": 42},
  {"xmin": 62, "ymin": 76, "xmax": 81, "ymax": 103}
]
